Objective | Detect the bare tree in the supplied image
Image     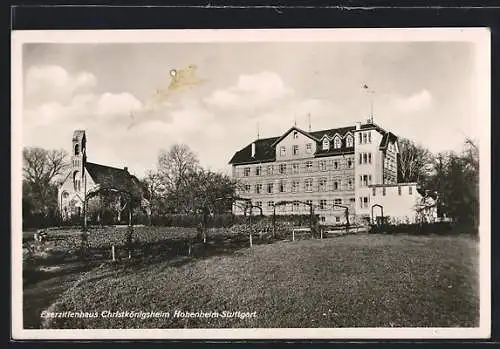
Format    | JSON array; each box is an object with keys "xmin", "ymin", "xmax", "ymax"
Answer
[
  {"xmin": 157, "ymin": 144, "xmax": 200, "ymax": 193},
  {"xmin": 397, "ymin": 138, "xmax": 433, "ymax": 183},
  {"xmin": 23, "ymin": 147, "xmax": 69, "ymax": 219}
]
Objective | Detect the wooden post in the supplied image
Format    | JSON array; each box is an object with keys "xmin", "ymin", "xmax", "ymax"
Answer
[
  {"xmin": 320, "ymin": 228, "xmax": 323, "ymax": 240},
  {"xmin": 112, "ymin": 245, "xmax": 116, "ymax": 262},
  {"xmin": 249, "ymin": 233, "xmax": 253, "ymax": 247},
  {"xmin": 292, "ymin": 230, "xmax": 295, "ymax": 242}
]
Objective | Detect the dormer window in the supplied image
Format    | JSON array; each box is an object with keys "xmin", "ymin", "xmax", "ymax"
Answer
[
  {"xmin": 322, "ymin": 138, "xmax": 330, "ymax": 150},
  {"xmin": 293, "ymin": 131, "xmax": 298, "ymax": 139},
  {"xmin": 333, "ymin": 136, "xmax": 341, "ymax": 149},
  {"xmin": 346, "ymin": 135, "xmax": 354, "ymax": 147}
]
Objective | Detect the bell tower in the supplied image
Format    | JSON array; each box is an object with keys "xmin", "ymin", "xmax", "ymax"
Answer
[{"xmin": 71, "ymin": 130, "xmax": 86, "ymax": 192}]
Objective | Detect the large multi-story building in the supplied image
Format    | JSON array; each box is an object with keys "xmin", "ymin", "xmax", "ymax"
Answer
[{"xmin": 229, "ymin": 120, "xmax": 433, "ymax": 224}]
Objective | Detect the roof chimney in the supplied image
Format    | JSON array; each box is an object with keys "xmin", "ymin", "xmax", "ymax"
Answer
[
  {"xmin": 251, "ymin": 142, "xmax": 256, "ymax": 158},
  {"xmin": 124, "ymin": 166, "xmax": 128, "ymax": 173},
  {"xmin": 355, "ymin": 121, "xmax": 361, "ymax": 130}
]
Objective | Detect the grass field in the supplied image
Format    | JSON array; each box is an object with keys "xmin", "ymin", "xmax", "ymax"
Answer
[{"xmin": 37, "ymin": 233, "xmax": 479, "ymax": 329}]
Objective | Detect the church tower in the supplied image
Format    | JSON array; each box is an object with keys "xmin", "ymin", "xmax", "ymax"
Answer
[{"xmin": 71, "ymin": 130, "xmax": 87, "ymax": 193}]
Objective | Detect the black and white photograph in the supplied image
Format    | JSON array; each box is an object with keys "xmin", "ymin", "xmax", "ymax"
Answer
[{"xmin": 11, "ymin": 28, "xmax": 490, "ymax": 340}]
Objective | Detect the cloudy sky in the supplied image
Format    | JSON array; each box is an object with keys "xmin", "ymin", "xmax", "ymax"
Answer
[{"xmin": 22, "ymin": 41, "xmax": 478, "ymax": 178}]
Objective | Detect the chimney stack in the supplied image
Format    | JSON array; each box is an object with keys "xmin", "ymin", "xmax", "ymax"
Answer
[
  {"xmin": 355, "ymin": 121, "xmax": 361, "ymax": 130},
  {"xmin": 251, "ymin": 142, "xmax": 256, "ymax": 158},
  {"xmin": 124, "ymin": 166, "xmax": 128, "ymax": 173}
]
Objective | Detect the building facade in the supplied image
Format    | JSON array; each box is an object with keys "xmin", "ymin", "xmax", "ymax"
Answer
[
  {"xmin": 58, "ymin": 130, "xmax": 148, "ymax": 223},
  {"xmin": 229, "ymin": 121, "xmax": 432, "ymax": 224}
]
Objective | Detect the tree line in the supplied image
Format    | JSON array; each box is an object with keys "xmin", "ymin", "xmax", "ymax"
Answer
[{"xmin": 22, "ymin": 137, "xmax": 479, "ymax": 229}]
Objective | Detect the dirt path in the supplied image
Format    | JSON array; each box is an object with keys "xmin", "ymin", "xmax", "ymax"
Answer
[{"xmin": 23, "ymin": 263, "xmax": 99, "ymax": 329}]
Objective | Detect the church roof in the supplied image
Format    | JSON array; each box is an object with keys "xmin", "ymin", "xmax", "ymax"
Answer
[
  {"xmin": 228, "ymin": 122, "xmax": 390, "ymax": 165},
  {"xmin": 85, "ymin": 162, "xmax": 142, "ymax": 194}
]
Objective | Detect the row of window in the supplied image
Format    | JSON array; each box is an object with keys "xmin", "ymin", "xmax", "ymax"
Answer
[
  {"xmin": 358, "ymin": 131, "xmax": 372, "ymax": 145},
  {"xmin": 242, "ymin": 159, "xmax": 355, "ymax": 177},
  {"xmin": 251, "ymin": 197, "xmax": 355, "ymax": 210},
  {"xmin": 245, "ymin": 177, "xmax": 355, "ymax": 194},
  {"xmin": 358, "ymin": 152, "xmax": 372, "ymax": 165},
  {"xmin": 372, "ymin": 186, "xmax": 413, "ymax": 196}
]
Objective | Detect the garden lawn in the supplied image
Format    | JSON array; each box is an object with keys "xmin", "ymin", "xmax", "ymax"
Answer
[{"xmin": 45, "ymin": 233, "xmax": 479, "ymax": 329}]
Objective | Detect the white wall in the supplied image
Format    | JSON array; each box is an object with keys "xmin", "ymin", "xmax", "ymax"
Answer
[
  {"xmin": 369, "ymin": 183, "xmax": 421, "ymax": 223},
  {"xmin": 274, "ymin": 129, "xmax": 317, "ymax": 161}
]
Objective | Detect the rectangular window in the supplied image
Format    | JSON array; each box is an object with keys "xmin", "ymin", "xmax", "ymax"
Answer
[
  {"xmin": 279, "ymin": 181, "xmax": 286, "ymax": 193},
  {"xmin": 245, "ymin": 184, "xmax": 251, "ymax": 192},
  {"xmin": 279, "ymin": 163, "xmax": 287, "ymax": 174},
  {"xmin": 306, "ymin": 143, "xmax": 312, "ymax": 153},
  {"xmin": 280, "ymin": 146, "xmax": 286, "ymax": 156},
  {"xmin": 382, "ymin": 187, "xmax": 386, "ymax": 196},
  {"xmin": 363, "ymin": 175, "xmax": 368, "ymax": 187},
  {"xmin": 268, "ymin": 201, "xmax": 274, "ymax": 208},
  {"xmin": 363, "ymin": 196, "xmax": 369, "ymax": 208},
  {"xmin": 363, "ymin": 133, "xmax": 367, "ymax": 144},
  {"xmin": 255, "ymin": 201, "xmax": 262, "ymax": 208},
  {"xmin": 291, "ymin": 180, "xmax": 299, "ymax": 193},
  {"xmin": 267, "ymin": 183, "xmax": 274, "ymax": 194},
  {"xmin": 243, "ymin": 167, "xmax": 250, "ymax": 177},
  {"xmin": 333, "ymin": 181, "xmax": 339, "ymax": 191},
  {"xmin": 305, "ymin": 161, "xmax": 313, "ymax": 171},
  {"xmin": 363, "ymin": 153, "xmax": 367, "ymax": 164},
  {"xmin": 368, "ymin": 153, "xmax": 372, "ymax": 164},
  {"xmin": 368, "ymin": 132, "xmax": 371, "ymax": 143},
  {"xmin": 350, "ymin": 197, "xmax": 355, "ymax": 203},
  {"xmin": 359, "ymin": 197, "xmax": 363, "ymax": 208},
  {"xmin": 293, "ymin": 145, "xmax": 299, "ymax": 155},
  {"xmin": 267, "ymin": 165, "xmax": 273, "ymax": 176},
  {"xmin": 255, "ymin": 166, "xmax": 261, "ymax": 176},
  {"xmin": 372, "ymin": 187, "xmax": 376, "ymax": 196},
  {"xmin": 305, "ymin": 179, "xmax": 313, "ymax": 192},
  {"xmin": 255, "ymin": 184, "xmax": 263, "ymax": 194},
  {"xmin": 409, "ymin": 186, "xmax": 413, "ymax": 195},
  {"xmin": 398, "ymin": 186, "xmax": 402, "ymax": 195},
  {"xmin": 348, "ymin": 179, "xmax": 353, "ymax": 190},
  {"xmin": 334, "ymin": 198, "xmax": 342, "ymax": 205},
  {"xmin": 368, "ymin": 175, "xmax": 372, "ymax": 185},
  {"xmin": 292, "ymin": 201, "xmax": 300, "ymax": 211},
  {"xmin": 335, "ymin": 216, "xmax": 341, "ymax": 223},
  {"xmin": 319, "ymin": 200, "xmax": 327, "ymax": 210},
  {"xmin": 333, "ymin": 161, "xmax": 338, "ymax": 170},
  {"xmin": 359, "ymin": 133, "xmax": 362, "ymax": 144},
  {"xmin": 347, "ymin": 159, "xmax": 352, "ymax": 168},
  {"xmin": 359, "ymin": 153, "xmax": 363, "ymax": 165},
  {"xmin": 319, "ymin": 178, "xmax": 327, "ymax": 191},
  {"xmin": 292, "ymin": 163, "xmax": 299, "ymax": 174},
  {"xmin": 319, "ymin": 160, "xmax": 327, "ymax": 171}
]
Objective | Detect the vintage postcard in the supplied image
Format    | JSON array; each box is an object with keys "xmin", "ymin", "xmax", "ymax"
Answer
[{"xmin": 11, "ymin": 28, "xmax": 491, "ymax": 340}]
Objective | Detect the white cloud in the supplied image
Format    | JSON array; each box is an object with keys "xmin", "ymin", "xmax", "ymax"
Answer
[
  {"xmin": 204, "ymin": 71, "xmax": 294, "ymax": 110},
  {"xmin": 392, "ymin": 89, "xmax": 433, "ymax": 113},
  {"xmin": 96, "ymin": 92, "xmax": 143, "ymax": 116},
  {"xmin": 25, "ymin": 65, "xmax": 97, "ymax": 105}
]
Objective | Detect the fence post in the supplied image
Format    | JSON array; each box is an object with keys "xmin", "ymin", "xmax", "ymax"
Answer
[
  {"xmin": 111, "ymin": 245, "xmax": 116, "ymax": 262},
  {"xmin": 249, "ymin": 233, "xmax": 253, "ymax": 247},
  {"xmin": 292, "ymin": 230, "xmax": 295, "ymax": 242}
]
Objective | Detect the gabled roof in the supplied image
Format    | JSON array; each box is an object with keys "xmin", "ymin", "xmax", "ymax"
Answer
[
  {"xmin": 85, "ymin": 162, "xmax": 141, "ymax": 193},
  {"xmin": 228, "ymin": 122, "xmax": 395, "ymax": 165},
  {"xmin": 228, "ymin": 137, "xmax": 278, "ymax": 165},
  {"xmin": 379, "ymin": 132, "xmax": 398, "ymax": 150},
  {"xmin": 270, "ymin": 126, "xmax": 319, "ymax": 147}
]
